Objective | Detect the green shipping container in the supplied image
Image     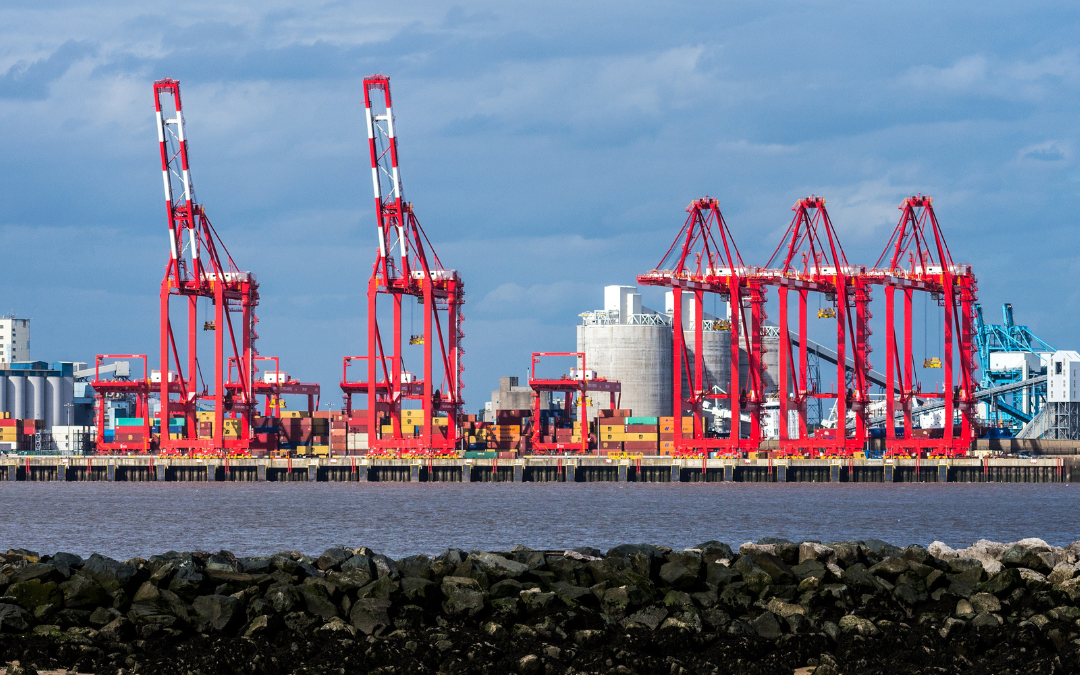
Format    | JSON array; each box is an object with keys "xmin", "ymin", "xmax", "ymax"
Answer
[
  {"xmin": 115, "ymin": 418, "xmax": 145, "ymax": 427},
  {"xmin": 626, "ymin": 416, "xmax": 659, "ymax": 425},
  {"xmin": 464, "ymin": 451, "xmax": 497, "ymax": 459}
]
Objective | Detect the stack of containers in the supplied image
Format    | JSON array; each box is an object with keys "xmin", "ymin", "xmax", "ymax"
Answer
[
  {"xmin": 197, "ymin": 411, "xmax": 214, "ymax": 439},
  {"xmin": 659, "ymin": 417, "xmax": 675, "ymax": 455},
  {"xmin": 345, "ymin": 414, "xmax": 383, "ymax": 454},
  {"xmin": 489, "ymin": 409, "xmax": 528, "ymax": 451},
  {"xmin": 310, "ymin": 411, "xmax": 330, "ymax": 456},
  {"xmin": 330, "ymin": 412, "xmax": 346, "ymax": 454},
  {"xmin": 151, "ymin": 416, "xmax": 185, "ymax": 440},
  {"xmin": 114, "ymin": 417, "xmax": 146, "ymax": 445},
  {"xmin": 0, "ymin": 414, "xmax": 16, "ymax": 452},
  {"xmin": 623, "ymin": 415, "xmax": 659, "ymax": 454},
  {"xmin": 597, "ymin": 409, "xmax": 631, "ymax": 454}
]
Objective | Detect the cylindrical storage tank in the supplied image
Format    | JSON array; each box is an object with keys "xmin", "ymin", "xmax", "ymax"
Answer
[
  {"xmin": 28, "ymin": 375, "xmax": 45, "ymax": 420},
  {"xmin": 681, "ymin": 329, "xmax": 732, "ymax": 410},
  {"xmin": 0, "ymin": 374, "xmax": 6, "ymax": 414},
  {"xmin": 578, "ymin": 324, "xmax": 672, "ymax": 418},
  {"xmin": 9, "ymin": 375, "xmax": 25, "ymax": 419},
  {"xmin": 47, "ymin": 375, "xmax": 63, "ymax": 428},
  {"xmin": 63, "ymin": 376, "xmax": 74, "ymax": 425}
]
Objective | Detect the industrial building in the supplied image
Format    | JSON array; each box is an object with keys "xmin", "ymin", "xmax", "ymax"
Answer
[{"xmin": 0, "ymin": 317, "xmax": 30, "ymax": 364}]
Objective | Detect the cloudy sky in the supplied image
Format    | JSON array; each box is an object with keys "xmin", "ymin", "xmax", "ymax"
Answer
[{"xmin": 1, "ymin": 1, "xmax": 1077, "ymax": 411}]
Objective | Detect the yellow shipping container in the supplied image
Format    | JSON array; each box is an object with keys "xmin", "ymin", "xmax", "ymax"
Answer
[
  {"xmin": 570, "ymin": 436, "xmax": 582, "ymax": 443},
  {"xmin": 602, "ymin": 433, "xmax": 624, "ymax": 441},
  {"xmin": 628, "ymin": 433, "xmax": 658, "ymax": 441},
  {"xmin": 660, "ymin": 440, "xmax": 674, "ymax": 451}
]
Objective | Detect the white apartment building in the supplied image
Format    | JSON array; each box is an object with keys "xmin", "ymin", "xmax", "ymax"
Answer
[{"xmin": 0, "ymin": 318, "xmax": 29, "ymax": 364}]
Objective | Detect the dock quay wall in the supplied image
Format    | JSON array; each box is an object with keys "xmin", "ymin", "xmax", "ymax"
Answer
[{"xmin": 0, "ymin": 456, "xmax": 1076, "ymax": 483}]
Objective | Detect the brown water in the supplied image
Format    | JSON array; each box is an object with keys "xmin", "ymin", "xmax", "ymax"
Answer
[{"xmin": 1, "ymin": 482, "xmax": 1076, "ymax": 559}]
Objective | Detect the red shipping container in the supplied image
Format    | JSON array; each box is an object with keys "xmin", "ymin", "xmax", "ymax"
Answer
[
  {"xmin": 623, "ymin": 440, "xmax": 657, "ymax": 452},
  {"xmin": 625, "ymin": 424, "xmax": 657, "ymax": 433},
  {"xmin": 599, "ymin": 441, "xmax": 623, "ymax": 450}
]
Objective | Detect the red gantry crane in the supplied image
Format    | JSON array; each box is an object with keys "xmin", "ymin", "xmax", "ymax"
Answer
[
  {"xmin": 637, "ymin": 197, "xmax": 762, "ymax": 456},
  {"xmin": 91, "ymin": 355, "xmax": 152, "ymax": 454},
  {"xmin": 527, "ymin": 352, "xmax": 620, "ymax": 455},
  {"xmin": 758, "ymin": 196, "xmax": 872, "ymax": 458},
  {"xmin": 341, "ymin": 75, "xmax": 464, "ymax": 456},
  {"xmin": 153, "ymin": 78, "xmax": 262, "ymax": 457},
  {"xmin": 866, "ymin": 195, "xmax": 978, "ymax": 457}
]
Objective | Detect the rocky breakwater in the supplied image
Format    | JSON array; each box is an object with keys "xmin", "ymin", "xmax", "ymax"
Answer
[{"xmin": 1, "ymin": 539, "xmax": 1080, "ymax": 674}]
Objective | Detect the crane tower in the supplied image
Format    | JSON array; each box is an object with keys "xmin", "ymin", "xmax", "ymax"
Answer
[{"xmin": 341, "ymin": 75, "xmax": 464, "ymax": 455}]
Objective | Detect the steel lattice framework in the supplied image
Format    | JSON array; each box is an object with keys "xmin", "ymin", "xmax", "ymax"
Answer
[
  {"xmin": 153, "ymin": 79, "xmax": 264, "ymax": 457},
  {"xmin": 758, "ymin": 196, "xmax": 872, "ymax": 458},
  {"xmin": 867, "ymin": 195, "xmax": 978, "ymax": 457},
  {"xmin": 341, "ymin": 75, "xmax": 464, "ymax": 455},
  {"xmin": 637, "ymin": 197, "xmax": 761, "ymax": 456}
]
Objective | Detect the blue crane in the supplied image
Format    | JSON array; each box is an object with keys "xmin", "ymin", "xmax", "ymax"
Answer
[{"xmin": 973, "ymin": 303, "xmax": 1054, "ymax": 428}]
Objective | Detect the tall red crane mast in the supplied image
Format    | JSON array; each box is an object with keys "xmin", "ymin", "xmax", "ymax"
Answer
[
  {"xmin": 153, "ymin": 78, "xmax": 260, "ymax": 456},
  {"xmin": 637, "ymin": 197, "xmax": 763, "ymax": 456},
  {"xmin": 866, "ymin": 195, "xmax": 978, "ymax": 457},
  {"xmin": 341, "ymin": 75, "xmax": 464, "ymax": 455},
  {"xmin": 758, "ymin": 196, "xmax": 872, "ymax": 458}
]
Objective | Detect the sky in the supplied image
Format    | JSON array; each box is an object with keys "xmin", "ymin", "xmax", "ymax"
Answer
[{"xmin": 0, "ymin": 1, "xmax": 1078, "ymax": 412}]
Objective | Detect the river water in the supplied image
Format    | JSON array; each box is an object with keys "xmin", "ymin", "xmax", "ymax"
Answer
[{"xmin": 0, "ymin": 482, "xmax": 1075, "ymax": 560}]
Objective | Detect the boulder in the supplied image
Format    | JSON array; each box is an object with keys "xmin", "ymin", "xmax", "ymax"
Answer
[
  {"xmin": 868, "ymin": 557, "xmax": 909, "ymax": 580},
  {"xmin": 1002, "ymin": 545, "xmax": 1050, "ymax": 573},
  {"xmin": 316, "ymin": 547, "xmax": 350, "ymax": 571},
  {"xmin": 12, "ymin": 563, "xmax": 59, "ymax": 585},
  {"xmin": 371, "ymin": 554, "xmax": 400, "ymax": 580},
  {"xmin": 0, "ymin": 603, "xmax": 30, "ymax": 632},
  {"xmin": 1055, "ymin": 577, "xmax": 1080, "ymax": 602},
  {"xmin": 1047, "ymin": 563, "xmax": 1078, "ymax": 586},
  {"xmin": 901, "ymin": 545, "xmax": 930, "ymax": 564},
  {"xmin": 60, "ymin": 574, "xmax": 107, "ymax": 609},
  {"xmin": 470, "ymin": 551, "xmax": 530, "ymax": 580},
  {"xmin": 490, "ymin": 579, "xmax": 525, "ymax": 599},
  {"xmin": 349, "ymin": 597, "xmax": 392, "ymax": 635},
  {"xmin": 978, "ymin": 568, "xmax": 1021, "ymax": 596},
  {"xmin": 970, "ymin": 592, "xmax": 1002, "ymax": 614},
  {"xmin": 204, "ymin": 554, "xmax": 236, "ymax": 573},
  {"xmin": 99, "ymin": 616, "xmax": 134, "ymax": 642},
  {"xmin": 798, "ymin": 542, "xmax": 835, "ymax": 565},
  {"xmin": 658, "ymin": 561, "xmax": 697, "ymax": 589},
  {"xmin": 8, "ymin": 579, "xmax": 62, "ymax": 610},
  {"xmin": 400, "ymin": 577, "xmax": 439, "ymax": 605},
  {"xmin": 625, "ymin": 605, "xmax": 668, "ymax": 630},
  {"xmin": 356, "ymin": 577, "xmax": 399, "ymax": 600},
  {"xmin": 863, "ymin": 539, "xmax": 903, "ymax": 560},
  {"xmin": 193, "ymin": 594, "xmax": 241, "ymax": 632},
  {"xmin": 299, "ymin": 582, "xmax": 338, "ymax": 620},
  {"xmin": 928, "ymin": 541, "xmax": 959, "ymax": 560},
  {"xmin": 396, "ymin": 555, "xmax": 433, "ymax": 579},
  {"xmin": 238, "ymin": 556, "xmax": 273, "ymax": 574},
  {"xmin": 765, "ymin": 597, "xmax": 805, "ymax": 618},
  {"xmin": 1018, "ymin": 568, "xmax": 1050, "ymax": 591},
  {"xmin": 264, "ymin": 584, "xmax": 302, "ymax": 614},
  {"xmin": 79, "ymin": 553, "xmax": 136, "ymax": 593},
  {"xmin": 839, "ymin": 615, "xmax": 879, "ymax": 636},
  {"xmin": 441, "ymin": 576, "xmax": 485, "ymax": 616},
  {"xmin": 550, "ymin": 581, "xmax": 594, "ymax": 607},
  {"xmin": 695, "ymin": 541, "xmax": 734, "ymax": 563},
  {"xmin": 750, "ymin": 611, "xmax": 782, "ymax": 639},
  {"xmin": 317, "ymin": 616, "xmax": 357, "ymax": 637}
]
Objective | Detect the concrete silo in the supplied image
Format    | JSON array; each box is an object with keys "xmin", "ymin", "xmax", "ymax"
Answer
[{"xmin": 577, "ymin": 286, "xmax": 672, "ymax": 418}]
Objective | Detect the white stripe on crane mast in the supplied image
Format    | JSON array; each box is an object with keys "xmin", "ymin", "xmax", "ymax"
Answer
[
  {"xmin": 377, "ymin": 226, "xmax": 387, "ymax": 258},
  {"xmin": 155, "ymin": 111, "xmax": 166, "ymax": 143},
  {"xmin": 169, "ymin": 229, "xmax": 178, "ymax": 261},
  {"xmin": 189, "ymin": 228, "xmax": 199, "ymax": 262}
]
